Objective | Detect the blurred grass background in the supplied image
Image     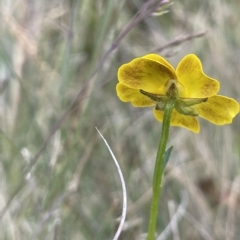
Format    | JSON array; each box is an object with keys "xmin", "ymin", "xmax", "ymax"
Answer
[{"xmin": 0, "ymin": 0, "xmax": 240, "ymax": 239}]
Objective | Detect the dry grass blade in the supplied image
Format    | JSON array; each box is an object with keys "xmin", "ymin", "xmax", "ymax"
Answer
[
  {"xmin": 96, "ymin": 128, "xmax": 127, "ymax": 240},
  {"xmin": 183, "ymin": 211, "xmax": 214, "ymax": 240},
  {"xmin": 154, "ymin": 30, "xmax": 207, "ymax": 53},
  {"xmin": 157, "ymin": 191, "xmax": 188, "ymax": 240},
  {"xmin": 168, "ymin": 200, "xmax": 180, "ymax": 240}
]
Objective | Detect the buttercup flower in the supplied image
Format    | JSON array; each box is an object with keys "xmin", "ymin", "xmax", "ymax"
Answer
[{"xmin": 116, "ymin": 54, "xmax": 239, "ymax": 133}]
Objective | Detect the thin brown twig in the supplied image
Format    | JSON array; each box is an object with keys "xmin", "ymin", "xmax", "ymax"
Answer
[{"xmin": 154, "ymin": 30, "xmax": 207, "ymax": 53}]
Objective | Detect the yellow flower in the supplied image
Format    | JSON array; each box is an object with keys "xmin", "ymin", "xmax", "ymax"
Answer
[{"xmin": 116, "ymin": 54, "xmax": 239, "ymax": 133}]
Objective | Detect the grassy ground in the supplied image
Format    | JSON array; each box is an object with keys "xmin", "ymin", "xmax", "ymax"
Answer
[{"xmin": 0, "ymin": 0, "xmax": 240, "ymax": 239}]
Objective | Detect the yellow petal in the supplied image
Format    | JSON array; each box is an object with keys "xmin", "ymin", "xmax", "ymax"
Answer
[
  {"xmin": 196, "ymin": 95, "xmax": 239, "ymax": 125},
  {"xmin": 142, "ymin": 54, "xmax": 177, "ymax": 79},
  {"xmin": 116, "ymin": 83, "xmax": 155, "ymax": 107},
  {"xmin": 118, "ymin": 57, "xmax": 176, "ymax": 95},
  {"xmin": 176, "ymin": 54, "xmax": 220, "ymax": 98},
  {"xmin": 153, "ymin": 108, "xmax": 200, "ymax": 133}
]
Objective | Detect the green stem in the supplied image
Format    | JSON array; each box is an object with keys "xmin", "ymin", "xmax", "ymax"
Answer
[{"xmin": 147, "ymin": 99, "xmax": 175, "ymax": 240}]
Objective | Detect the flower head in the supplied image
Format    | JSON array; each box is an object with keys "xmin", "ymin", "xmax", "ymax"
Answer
[{"xmin": 116, "ymin": 54, "xmax": 239, "ymax": 133}]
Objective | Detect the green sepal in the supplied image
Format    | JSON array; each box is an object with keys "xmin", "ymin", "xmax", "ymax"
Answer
[
  {"xmin": 175, "ymin": 97, "xmax": 207, "ymax": 116},
  {"xmin": 140, "ymin": 89, "xmax": 169, "ymax": 111},
  {"xmin": 155, "ymin": 98, "xmax": 168, "ymax": 111},
  {"xmin": 175, "ymin": 101, "xmax": 199, "ymax": 116},
  {"xmin": 179, "ymin": 97, "xmax": 207, "ymax": 107}
]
